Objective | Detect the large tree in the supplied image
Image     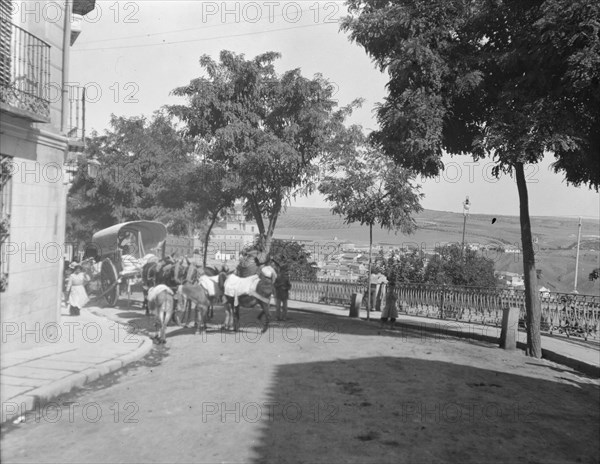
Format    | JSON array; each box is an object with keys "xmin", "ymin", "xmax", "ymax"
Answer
[
  {"xmin": 67, "ymin": 112, "xmax": 193, "ymax": 244},
  {"xmin": 168, "ymin": 50, "xmax": 360, "ymax": 252},
  {"xmin": 423, "ymin": 244, "xmax": 498, "ymax": 287},
  {"xmin": 319, "ymin": 145, "xmax": 423, "ymax": 319},
  {"xmin": 342, "ymin": 0, "xmax": 599, "ymax": 357}
]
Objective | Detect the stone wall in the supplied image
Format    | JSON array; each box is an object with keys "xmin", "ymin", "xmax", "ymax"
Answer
[{"xmin": 1, "ymin": 1, "xmax": 68, "ymax": 352}]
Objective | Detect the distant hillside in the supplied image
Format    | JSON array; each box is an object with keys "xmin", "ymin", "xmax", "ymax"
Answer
[{"xmin": 274, "ymin": 207, "xmax": 600, "ymax": 295}]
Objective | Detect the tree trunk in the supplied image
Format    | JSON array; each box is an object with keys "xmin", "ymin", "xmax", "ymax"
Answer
[
  {"xmin": 247, "ymin": 195, "xmax": 266, "ymax": 236},
  {"xmin": 367, "ymin": 222, "xmax": 372, "ymax": 321},
  {"xmin": 202, "ymin": 213, "xmax": 218, "ymax": 268},
  {"xmin": 515, "ymin": 162, "xmax": 542, "ymax": 358},
  {"xmin": 263, "ymin": 203, "xmax": 281, "ymax": 255}
]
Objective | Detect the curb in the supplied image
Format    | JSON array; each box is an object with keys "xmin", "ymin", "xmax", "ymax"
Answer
[
  {"xmin": 538, "ymin": 348, "xmax": 600, "ymax": 379},
  {"xmin": 1, "ymin": 314, "xmax": 153, "ymax": 425},
  {"xmin": 395, "ymin": 318, "xmax": 600, "ymax": 378},
  {"xmin": 287, "ymin": 301, "xmax": 600, "ymax": 379}
]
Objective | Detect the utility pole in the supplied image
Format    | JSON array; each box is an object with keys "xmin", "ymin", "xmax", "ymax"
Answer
[
  {"xmin": 461, "ymin": 196, "xmax": 470, "ymax": 259},
  {"xmin": 367, "ymin": 222, "xmax": 372, "ymax": 321},
  {"xmin": 573, "ymin": 217, "xmax": 582, "ymax": 293}
]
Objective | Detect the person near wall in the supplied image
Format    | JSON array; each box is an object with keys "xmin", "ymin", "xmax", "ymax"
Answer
[
  {"xmin": 380, "ymin": 280, "xmax": 398, "ymax": 329},
  {"xmin": 65, "ymin": 263, "xmax": 90, "ymax": 316},
  {"xmin": 275, "ymin": 265, "xmax": 292, "ymax": 321},
  {"xmin": 369, "ymin": 272, "xmax": 388, "ymax": 311}
]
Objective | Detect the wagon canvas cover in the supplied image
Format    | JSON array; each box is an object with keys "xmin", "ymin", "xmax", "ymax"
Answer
[{"xmin": 91, "ymin": 221, "xmax": 167, "ymax": 258}]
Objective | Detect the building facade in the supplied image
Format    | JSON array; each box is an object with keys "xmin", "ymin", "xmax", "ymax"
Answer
[
  {"xmin": 1, "ymin": 0, "xmax": 96, "ymax": 352},
  {"xmin": 195, "ymin": 203, "xmax": 259, "ymax": 264}
]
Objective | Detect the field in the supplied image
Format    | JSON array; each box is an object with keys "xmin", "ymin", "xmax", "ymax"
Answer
[{"xmin": 274, "ymin": 207, "xmax": 600, "ymax": 295}]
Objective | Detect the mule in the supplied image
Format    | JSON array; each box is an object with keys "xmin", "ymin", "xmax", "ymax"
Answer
[
  {"xmin": 178, "ymin": 271, "xmax": 227, "ymax": 333},
  {"xmin": 141, "ymin": 255, "xmax": 188, "ymax": 319},
  {"xmin": 141, "ymin": 255, "xmax": 174, "ymax": 313},
  {"xmin": 147, "ymin": 284, "xmax": 175, "ymax": 344},
  {"xmin": 178, "ymin": 263, "xmax": 230, "ymax": 325},
  {"xmin": 222, "ymin": 265, "xmax": 277, "ymax": 333}
]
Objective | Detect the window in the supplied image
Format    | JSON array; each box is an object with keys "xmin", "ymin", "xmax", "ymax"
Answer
[
  {"xmin": 1, "ymin": 154, "xmax": 13, "ymax": 292},
  {"xmin": 0, "ymin": 1, "xmax": 11, "ymax": 87}
]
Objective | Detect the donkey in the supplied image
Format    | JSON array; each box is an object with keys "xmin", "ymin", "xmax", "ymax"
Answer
[
  {"xmin": 222, "ymin": 265, "xmax": 277, "ymax": 333},
  {"xmin": 147, "ymin": 285, "xmax": 175, "ymax": 344},
  {"xmin": 178, "ymin": 271, "xmax": 228, "ymax": 333},
  {"xmin": 141, "ymin": 255, "xmax": 176, "ymax": 315},
  {"xmin": 178, "ymin": 263, "xmax": 230, "ymax": 325}
]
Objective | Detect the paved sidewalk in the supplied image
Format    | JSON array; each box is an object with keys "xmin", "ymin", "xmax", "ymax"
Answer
[
  {"xmin": 287, "ymin": 300, "xmax": 600, "ymax": 378},
  {"xmin": 1, "ymin": 304, "xmax": 152, "ymax": 424}
]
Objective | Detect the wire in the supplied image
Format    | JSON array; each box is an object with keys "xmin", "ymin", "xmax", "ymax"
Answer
[
  {"xmin": 80, "ymin": 5, "xmax": 331, "ymax": 45},
  {"xmin": 72, "ymin": 22, "xmax": 335, "ymax": 51}
]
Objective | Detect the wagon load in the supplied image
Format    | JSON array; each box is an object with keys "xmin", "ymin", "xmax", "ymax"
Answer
[{"xmin": 87, "ymin": 221, "xmax": 168, "ymax": 307}]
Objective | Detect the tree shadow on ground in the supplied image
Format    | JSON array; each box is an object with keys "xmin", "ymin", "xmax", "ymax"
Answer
[
  {"xmin": 249, "ymin": 356, "xmax": 600, "ymax": 464},
  {"xmin": 97, "ymin": 290, "xmax": 489, "ymax": 342},
  {"xmin": 195, "ymin": 305, "xmax": 498, "ymax": 347}
]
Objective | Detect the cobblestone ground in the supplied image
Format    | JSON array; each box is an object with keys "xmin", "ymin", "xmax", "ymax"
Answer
[{"xmin": 1, "ymin": 298, "xmax": 599, "ymax": 464}]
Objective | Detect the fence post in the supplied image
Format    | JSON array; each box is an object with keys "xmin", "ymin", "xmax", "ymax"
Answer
[
  {"xmin": 439, "ymin": 285, "xmax": 445, "ymax": 319},
  {"xmin": 499, "ymin": 306, "xmax": 520, "ymax": 350},
  {"xmin": 349, "ymin": 293, "xmax": 361, "ymax": 318}
]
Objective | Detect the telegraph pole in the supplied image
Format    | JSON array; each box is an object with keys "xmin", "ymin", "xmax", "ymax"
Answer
[
  {"xmin": 573, "ymin": 217, "xmax": 582, "ymax": 293},
  {"xmin": 461, "ymin": 196, "xmax": 470, "ymax": 259}
]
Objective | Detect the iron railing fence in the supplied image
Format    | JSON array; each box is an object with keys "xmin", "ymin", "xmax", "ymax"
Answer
[
  {"xmin": 289, "ymin": 280, "xmax": 600, "ymax": 341},
  {"xmin": 0, "ymin": 19, "xmax": 51, "ymax": 121},
  {"xmin": 289, "ymin": 280, "xmax": 365, "ymax": 306}
]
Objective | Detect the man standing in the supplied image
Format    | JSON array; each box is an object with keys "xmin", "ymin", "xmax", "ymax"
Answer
[
  {"xmin": 369, "ymin": 272, "xmax": 388, "ymax": 311},
  {"xmin": 275, "ymin": 265, "xmax": 292, "ymax": 321}
]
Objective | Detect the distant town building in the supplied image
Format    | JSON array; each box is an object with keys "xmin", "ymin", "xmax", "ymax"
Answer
[
  {"xmin": 196, "ymin": 202, "xmax": 259, "ymax": 263},
  {"xmin": 496, "ymin": 271, "xmax": 525, "ymax": 288}
]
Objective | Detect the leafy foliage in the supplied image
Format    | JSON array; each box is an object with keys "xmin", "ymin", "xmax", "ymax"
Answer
[
  {"xmin": 423, "ymin": 245, "xmax": 498, "ymax": 287},
  {"xmin": 342, "ymin": 0, "xmax": 600, "ymax": 185},
  {"xmin": 168, "ymin": 50, "xmax": 361, "ymax": 251},
  {"xmin": 373, "ymin": 249, "xmax": 426, "ymax": 284},
  {"xmin": 270, "ymin": 238, "xmax": 318, "ymax": 281},
  {"xmin": 373, "ymin": 245, "xmax": 497, "ymax": 287},
  {"xmin": 319, "ymin": 145, "xmax": 423, "ymax": 232},
  {"xmin": 66, "ymin": 112, "xmax": 193, "ymax": 244}
]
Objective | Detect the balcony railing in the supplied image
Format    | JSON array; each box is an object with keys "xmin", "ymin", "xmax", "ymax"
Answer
[
  {"xmin": 0, "ymin": 19, "xmax": 51, "ymax": 122},
  {"xmin": 290, "ymin": 280, "xmax": 366, "ymax": 306},
  {"xmin": 67, "ymin": 85, "xmax": 86, "ymax": 146},
  {"xmin": 290, "ymin": 280, "xmax": 600, "ymax": 341}
]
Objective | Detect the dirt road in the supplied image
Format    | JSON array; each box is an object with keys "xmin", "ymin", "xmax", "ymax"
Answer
[{"xmin": 2, "ymin": 300, "xmax": 598, "ymax": 463}]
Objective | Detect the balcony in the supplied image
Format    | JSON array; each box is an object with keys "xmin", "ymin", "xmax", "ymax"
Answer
[
  {"xmin": 67, "ymin": 85, "xmax": 86, "ymax": 150},
  {"xmin": 0, "ymin": 19, "xmax": 51, "ymax": 123},
  {"xmin": 64, "ymin": 85, "xmax": 86, "ymax": 177}
]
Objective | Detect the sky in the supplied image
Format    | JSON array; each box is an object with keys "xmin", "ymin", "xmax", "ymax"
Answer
[{"xmin": 68, "ymin": 0, "xmax": 600, "ymax": 219}]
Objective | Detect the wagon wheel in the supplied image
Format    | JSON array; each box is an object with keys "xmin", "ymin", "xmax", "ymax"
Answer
[{"xmin": 101, "ymin": 259, "xmax": 119, "ymax": 307}]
